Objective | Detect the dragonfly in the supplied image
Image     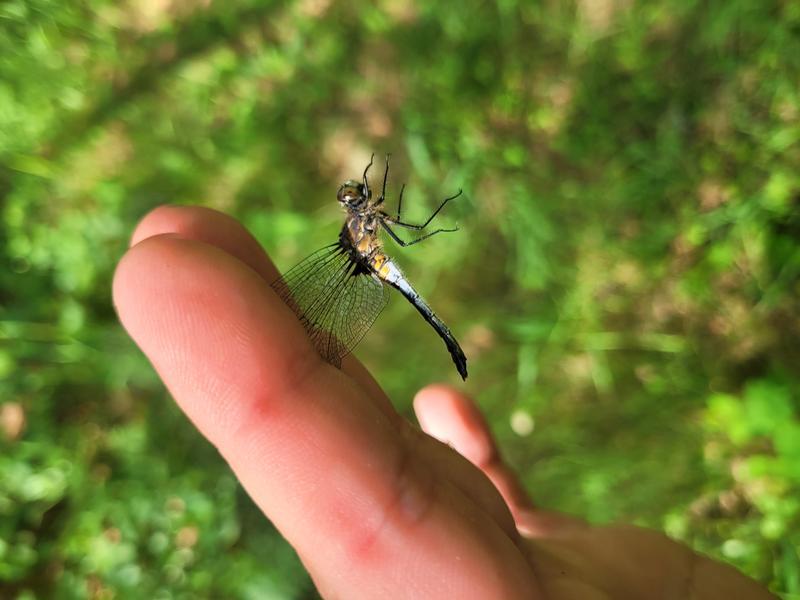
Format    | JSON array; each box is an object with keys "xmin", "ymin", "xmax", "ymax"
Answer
[{"xmin": 271, "ymin": 155, "xmax": 468, "ymax": 379}]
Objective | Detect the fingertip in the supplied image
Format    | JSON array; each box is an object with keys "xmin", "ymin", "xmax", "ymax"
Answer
[
  {"xmin": 412, "ymin": 383, "xmax": 466, "ymax": 415},
  {"xmin": 113, "ymin": 232, "xmax": 180, "ymax": 322},
  {"xmin": 130, "ymin": 204, "xmax": 278, "ymax": 282},
  {"xmin": 413, "ymin": 386, "xmax": 541, "ymax": 531},
  {"xmin": 131, "ymin": 204, "xmax": 239, "ymax": 247},
  {"xmin": 131, "ymin": 204, "xmax": 186, "ymax": 247},
  {"xmin": 413, "ymin": 385, "xmax": 495, "ymax": 467}
]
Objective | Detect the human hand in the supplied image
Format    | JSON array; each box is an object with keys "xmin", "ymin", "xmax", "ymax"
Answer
[{"xmin": 113, "ymin": 205, "xmax": 775, "ymax": 599}]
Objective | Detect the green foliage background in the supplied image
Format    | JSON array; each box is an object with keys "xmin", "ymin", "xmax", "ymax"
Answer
[{"xmin": 1, "ymin": 0, "xmax": 799, "ymax": 597}]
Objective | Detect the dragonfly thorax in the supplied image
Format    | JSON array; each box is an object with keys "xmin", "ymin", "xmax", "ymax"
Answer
[
  {"xmin": 337, "ymin": 178, "xmax": 383, "ymax": 258},
  {"xmin": 343, "ymin": 211, "xmax": 382, "ymax": 259}
]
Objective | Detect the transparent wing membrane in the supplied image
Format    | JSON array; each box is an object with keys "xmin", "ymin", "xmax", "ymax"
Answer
[{"xmin": 271, "ymin": 244, "xmax": 389, "ymax": 367}]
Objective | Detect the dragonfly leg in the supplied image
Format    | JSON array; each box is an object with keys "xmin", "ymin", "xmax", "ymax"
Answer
[
  {"xmin": 362, "ymin": 153, "xmax": 375, "ymax": 196},
  {"xmin": 382, "ymin": 221, "xmax": 459, "ymax": 247},
  {"xmin": 389, "ymin": 189, "xmax": 463, "ymax": 230},
  {"xmin": 393, "ymin": 183, "xmax": 406, "ymax": 221},
  {"xmin": 375, "ymin": 154, "xmax": 391, "ymax": 205}
]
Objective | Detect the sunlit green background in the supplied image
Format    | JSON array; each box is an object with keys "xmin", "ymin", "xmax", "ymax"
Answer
[{"xmin": 1, "ymin": 0, "xmax": 799, "ymax": 597}]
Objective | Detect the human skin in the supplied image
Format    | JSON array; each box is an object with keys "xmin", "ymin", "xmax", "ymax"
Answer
[{"xmin": 113, "ymin": 205, "xmax": 777, "ymax": 599}]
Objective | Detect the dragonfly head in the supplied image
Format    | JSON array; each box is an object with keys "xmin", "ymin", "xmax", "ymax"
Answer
[{"xmin": 337, "ymin": 180, "xmax": 370, "ymax": 209}]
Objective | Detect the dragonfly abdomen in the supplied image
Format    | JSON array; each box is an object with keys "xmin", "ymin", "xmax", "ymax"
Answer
[{"xmin": 375, "ymin": 257, "xmax": 468, "ymax": 380}]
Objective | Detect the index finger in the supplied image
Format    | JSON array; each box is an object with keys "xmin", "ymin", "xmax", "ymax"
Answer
[
  {"xmin": 113, "ymin": 231, "xmax": 539, "ymax": 598},
  {"xmin": 130, "ymin": 204, "xmax": 391, "ymax": 409}
]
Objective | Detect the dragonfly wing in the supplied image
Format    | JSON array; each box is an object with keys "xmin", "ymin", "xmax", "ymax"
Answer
[{"xmin": 271, "ymin": 244, "xmax": 389, "ymax": 367}]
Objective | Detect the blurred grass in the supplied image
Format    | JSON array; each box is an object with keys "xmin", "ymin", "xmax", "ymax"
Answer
[{"xmin": 1, "ymin": 0, "xmax": 799, "ymax": 597}]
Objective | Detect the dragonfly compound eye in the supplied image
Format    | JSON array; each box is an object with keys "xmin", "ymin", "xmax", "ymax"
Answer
[{"xmin": 337, "ymin": 180, "xmax": 365, "ymax": 206}]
